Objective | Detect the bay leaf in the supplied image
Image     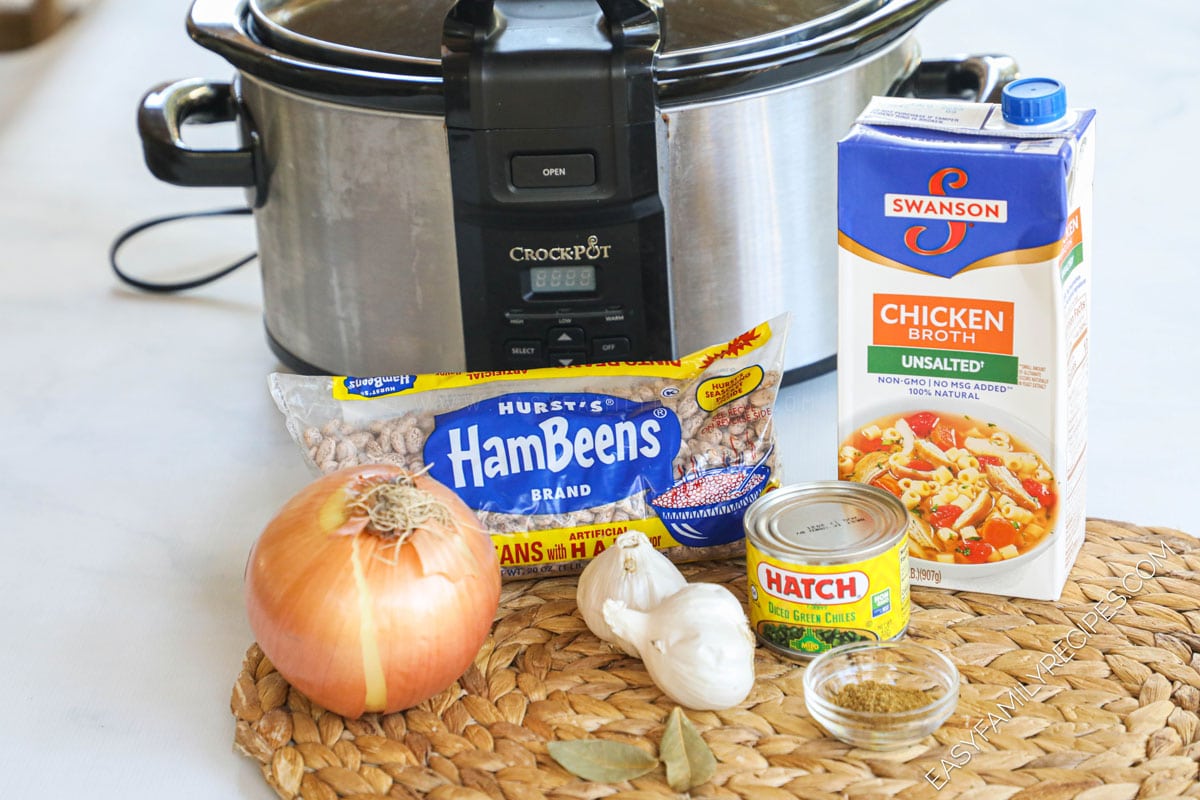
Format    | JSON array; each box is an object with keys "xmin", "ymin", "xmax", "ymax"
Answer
[
  {"xmin": 547, "ymin": 739, "xmax": 658, "ymax": 783},
  {"xmin": 660, "ymin": 706, "xmax": 717, "ymax": 791}
]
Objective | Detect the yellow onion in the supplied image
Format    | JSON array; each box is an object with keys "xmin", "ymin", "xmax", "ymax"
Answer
[{"xmin": 244, "ymin": 464, "xmax": 501, "ymax": 718}]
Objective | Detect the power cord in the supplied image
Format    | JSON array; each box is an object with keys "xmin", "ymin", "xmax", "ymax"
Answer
[{"xmin": 109, "ymin": 206, "xmax": 256, "ymax": 293}]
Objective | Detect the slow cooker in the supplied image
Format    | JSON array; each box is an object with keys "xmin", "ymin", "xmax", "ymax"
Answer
[{"xmin": 139, "ymin": 0, "xmax": 1014, "ymax": 379}]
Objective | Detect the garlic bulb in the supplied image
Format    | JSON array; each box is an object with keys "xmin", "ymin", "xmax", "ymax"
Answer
[
  {"xmin": 576, "ymin": 530, "xmax": 687, "ymax": 656},
  {"xmin": 603, "ymin": 583, "xmax": 756, "ymax": 710}
]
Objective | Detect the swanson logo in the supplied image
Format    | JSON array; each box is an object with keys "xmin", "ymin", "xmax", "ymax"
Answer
[{"xmin": 884, "ymin": 168, "xmax": 1008, "ymax": 256}]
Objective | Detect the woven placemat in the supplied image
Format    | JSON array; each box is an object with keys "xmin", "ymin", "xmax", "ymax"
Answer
[{"xmin": 231, "ymin": 519, "xmax": 1200, "ymax": 799}]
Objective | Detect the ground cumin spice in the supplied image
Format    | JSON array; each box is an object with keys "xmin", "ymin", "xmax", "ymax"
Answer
[{"xmin": 829, "ymin": 680, "xmax": 932, "ymax": 713}]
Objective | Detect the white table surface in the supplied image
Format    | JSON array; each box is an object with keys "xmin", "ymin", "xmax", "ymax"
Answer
[{"xmin": 1, "ymin": 1, "xmax": 1196, "ymax": 797}]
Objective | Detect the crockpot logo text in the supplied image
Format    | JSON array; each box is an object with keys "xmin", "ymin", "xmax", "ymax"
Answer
[
  {"xmin": 509, "ymin": 235, "xmax": 612, "ymax": 263},
  {"xmin": 885, "ymin": 168, "xmax": 1007, "ymax": 256},
  {"xmin": 757, "ymin": 564, "xmax": 869, "ymax": 605}
]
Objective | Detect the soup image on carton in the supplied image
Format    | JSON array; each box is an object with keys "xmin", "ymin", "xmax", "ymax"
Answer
[
  {"xmin": 838, "ymin": 409, "xmax": 1057, "ymax": 566},
  {"xmin": 836, "ymin": 80, "xmax": 1095, "ymax": 600}
]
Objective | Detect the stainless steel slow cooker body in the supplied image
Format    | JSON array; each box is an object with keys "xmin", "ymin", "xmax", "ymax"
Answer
[{"xmin": 140, "ymin": 0, "xmax": 1014, "ymax": 378}]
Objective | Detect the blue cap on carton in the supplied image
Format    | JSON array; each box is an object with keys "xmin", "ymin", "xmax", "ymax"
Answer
[{"xmin": 1002, "ymin": 78, "xmax": 1068, "ymax": 125}]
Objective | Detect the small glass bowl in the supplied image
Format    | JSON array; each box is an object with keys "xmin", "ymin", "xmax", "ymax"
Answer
[{"xmin": 802, "ymin": 640, "xmax": 960, "ymax": 750}]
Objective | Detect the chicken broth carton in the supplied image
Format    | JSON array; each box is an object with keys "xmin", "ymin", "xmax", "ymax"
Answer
[{"xmin": 836, "ymin": 81, "xmax": 1095, "ymax": 600}]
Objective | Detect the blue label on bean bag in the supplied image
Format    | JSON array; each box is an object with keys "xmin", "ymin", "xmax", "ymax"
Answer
[{"xmin": 425, "ymin": 393, "xmax": 681, "ymax": 516}]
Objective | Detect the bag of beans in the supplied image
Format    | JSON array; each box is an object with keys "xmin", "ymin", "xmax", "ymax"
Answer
[{"xmin": 270, "ymin": 316, "xmax": 789, "ymax": 579}]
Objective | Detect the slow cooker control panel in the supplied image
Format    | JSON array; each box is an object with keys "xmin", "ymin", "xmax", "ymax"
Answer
[
  {"xmin": 504, "ymin": 312, "xmax": 632, "ymax": 368},
  {"xmin": 453, "ymin": 199, "xmax": 669, "ymax": 368},
  {"xmin": 442, "ymin": 0, "xmax": 672, "ymax": 371}
]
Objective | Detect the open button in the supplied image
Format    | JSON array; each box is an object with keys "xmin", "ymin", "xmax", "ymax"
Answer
[{"xmin": 511, "ymin": 154, "xmax": 596, "ymax": 188}]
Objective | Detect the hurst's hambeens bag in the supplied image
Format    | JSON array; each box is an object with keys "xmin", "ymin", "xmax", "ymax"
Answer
[
  {"xmin": 271, "ymin": 317, "xmax": 789, "ymax": 579},
  {"xmin": 837, "ymin": 89, "xmax": 1095, "ymax": 600}
]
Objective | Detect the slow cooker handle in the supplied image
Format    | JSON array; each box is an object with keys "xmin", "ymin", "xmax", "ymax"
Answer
[
  {"xmin": 138, "ymin": 78, "xmax": 260, "ymax": 194},
  {"xmin": 903, "ymin": 55, "xmax": 1020, "ymax": 103}
]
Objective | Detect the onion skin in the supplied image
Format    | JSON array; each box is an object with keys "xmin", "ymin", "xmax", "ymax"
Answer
[{"xmin": 245, "ymin": 464, "xmax": 501, "ymax": 718}]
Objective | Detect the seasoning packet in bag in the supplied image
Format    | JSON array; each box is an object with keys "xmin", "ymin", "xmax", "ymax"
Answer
[{"xmin": 270, "ymin": 316, "xmax": 789, "ymax": 579}]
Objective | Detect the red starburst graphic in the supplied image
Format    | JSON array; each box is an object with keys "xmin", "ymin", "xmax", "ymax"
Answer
[{"xmin": 698, "ymin": 328, "xmax": 761, "ymax": 370}]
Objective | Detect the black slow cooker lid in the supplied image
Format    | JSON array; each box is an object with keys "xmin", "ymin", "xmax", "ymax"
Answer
[{"xmin": 189, "ymin": 0, "xmax": 946, "ymax": 109}]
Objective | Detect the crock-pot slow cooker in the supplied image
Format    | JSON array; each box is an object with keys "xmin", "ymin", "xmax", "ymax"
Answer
[{"xmin": 139, "ymin": 0, "xmax": 1014, "ymax": 379}]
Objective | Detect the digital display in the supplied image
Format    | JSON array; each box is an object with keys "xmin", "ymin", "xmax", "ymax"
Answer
[{"xmin": 529, "ymin": 265, "xmax": 596, "ymax": 294}]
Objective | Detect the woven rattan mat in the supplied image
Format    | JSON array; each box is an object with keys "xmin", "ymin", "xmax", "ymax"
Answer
[{"xmin": 231, "ymin": 519, "xmax": 1200, "ymax": 799}]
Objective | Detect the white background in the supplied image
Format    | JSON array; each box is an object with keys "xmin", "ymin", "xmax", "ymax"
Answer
[{"xmin": 0, "ymin": 1, "xmax": 1196, "ymax": 798}]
